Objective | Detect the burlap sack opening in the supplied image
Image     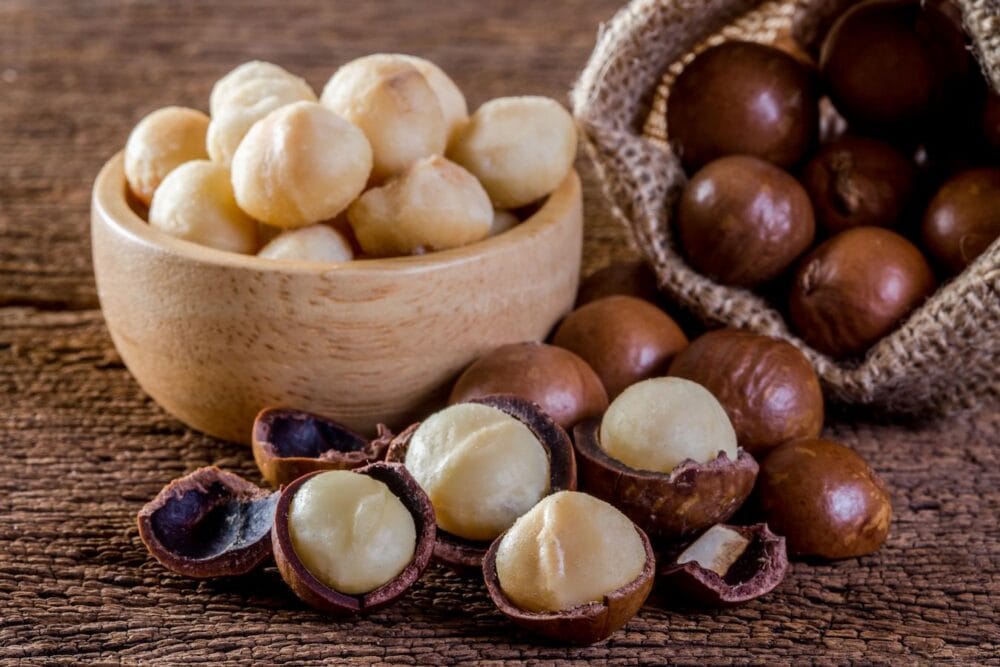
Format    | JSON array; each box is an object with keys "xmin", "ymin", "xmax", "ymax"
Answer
[{"xmin": 572, "ymin": 0, "xmax": 999, "ymax": 415}]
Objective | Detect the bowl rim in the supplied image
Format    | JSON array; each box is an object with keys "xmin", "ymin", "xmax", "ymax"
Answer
[{"xmin": 92, "ymin": 151, "xmax": 581, "ymax": 275}]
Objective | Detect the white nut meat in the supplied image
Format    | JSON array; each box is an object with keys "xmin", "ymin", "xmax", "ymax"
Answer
[
  {"xmin": 489, "ymin": 209, "xmax": 520, "ymax": 236},
  {"xmin": 676, "ymin": 525, "xmax": 750, "ymax": 577},
  {"xmin": 124, "ymin": 106, "xmax": 210, "ymax": 206},
  {"xmin": 231, "ymin": 101, "xmax": 372, "ymax": 229},
  {"xmin": 257, "ymin": 224, "xmax": 354, "ymax": 263},
  {"xmin": 396, "ymin": 54, "xmax": 468, "ymax": 144},
  {"xmin": 209, "ymin": 60, "xmax": 312, "ymax": 116}
]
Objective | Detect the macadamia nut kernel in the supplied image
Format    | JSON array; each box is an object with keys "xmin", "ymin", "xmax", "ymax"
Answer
[
  {"xmin": 677, "ymin": 525, "xmax": 751, "ymax": 577},
  {"xmin": 209, "ymin": 61, "xmax": 309, "ymax": 116},
  {"xmin": 231, "ymin": 101, "xmax": 372, "ymax": 229},
  {"xmin": 404, "ymin": 403, "xmax": 550, "ymax": 541},
  {"xmin": 489, "ymin": 210, "xmax": 519, "ymax": 236},
  {"xmin": 148, "ymin": 160, "xmax": 258, "ymax": 254},
  {"xmin": 448, "ymin": 96, "xmax": 577, "ymax": 209},
  {"xmin": 495, "ymin": 491, "xmax": 646, "ymax": 613},
  {"xmin": 347, "ymin": 155, "xmax": 492, "ymax": 256},
  {"xmin": 321, "ymin": 54, "xmax": 447, "ymax": 183},
  {"xmin": 288, "ymin": 470, "xmax": 416, "ymax": 595},
  {"xmin": 397, "ymin": 54, "xmax": 468, "ymax": 144},
  {"xmin": 124, "ymin": 106, "xmax": 210, "ymax": 205},
  {"xmin": 208, "ymin": 73, "xmax": 317, "ymax": 166},
  {"xmin": 257, "ymin": 225, "xmax": 354, "ymax": 263},
  {"xmin": 599, "ymin": 377, "xmax": 738, "ymax": 473}
]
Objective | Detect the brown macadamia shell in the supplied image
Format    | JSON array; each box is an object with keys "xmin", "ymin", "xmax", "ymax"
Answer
[
  {"xmin": 920, "ymin": 167, "xmax": 1000, "ymax": 275},
  {"xmin": 575, "ymin": 260, "xmax": 662, "ymax": 307}
]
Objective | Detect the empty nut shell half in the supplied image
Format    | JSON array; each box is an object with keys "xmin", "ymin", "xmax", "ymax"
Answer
[
  {"xmin": 659, "ymin": 523, "xmax": 788, "ymax": 607},
  {"xmin": 482, "ymin": 520, "xmax": 655, "ymax": 645},
  {"xmin": 271, "ymin": 462, "xmax": 436, "ymax": 615},
  {"xmin": 385, "ymin": 394, "xmax": 577, "ymax": 569},
  {"xmin": 252, "ymin": 407, "xmax": 392, "ymax": 487},
  {"xmin": 573, "ymin": 419, "xmax": 758, "ymax": 542},
  {"xmin": 137, "ymin": 466, "xmax": 278, "ymax": 578}
]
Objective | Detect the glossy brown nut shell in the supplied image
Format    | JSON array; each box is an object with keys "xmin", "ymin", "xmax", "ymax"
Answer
[
  {"xmin": 449, "ymin": 342, "xmax": 608, "ymax": 430},
  {"xmin": 386, "ymin": 394, "xmax": 577, "ymax": 569},
  {"xmin": 788, "ymin": 226, "xmax": 936, "ymax": 358},
  {"xmin": 667, "ymin": 41, "xmax": 819, "ymax": 170},
  {"xmin": 136, "ymin": 466, "xmax": 278, "ymax": 578},
  {"xmin": 271, "ymin": 462, "xmax": 436, "ymax": 615},
  {"xmin": 252, "ymin": 407, "xmax": 392, "ymax": 487},
  {"xmin": 575, "ymin": 260, "xmax": 661, "ymax": 307},
  {"xmin": 802, "ymin": 135, "xmax": 916, "ymax": 235},
  {"xmin": 667, "ymin": 329, "xmax": 823, "ymax": 457},
  {"xmin": 482, "ymin": 522, "xmax": 655, "ymax": 645},
  {"xmin": 659, "ymin": 523, "xmax": 788, "ymax": 607},
  {"xmin": 573, "ymin": 419, "xmax": 758, "ymax": 542},
  {"xmin": 757, "ymin": 438, "xmax": 892, "ymax": 559},
  {"xmin": 678, "ymin": 155, "xmax": 816, "ymax": 287},
  {"xmin": 553, "ymin": 296, "xmax": 688, "ymax": 399},
  {"xmin": 920, "ymin": 167, "xmax": 1000, "ymax": 275}
]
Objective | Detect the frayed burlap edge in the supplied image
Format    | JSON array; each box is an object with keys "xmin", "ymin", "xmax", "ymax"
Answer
[{"xmin": 572, "ymin": 0, "xmax": 1000, "ymax": 415}]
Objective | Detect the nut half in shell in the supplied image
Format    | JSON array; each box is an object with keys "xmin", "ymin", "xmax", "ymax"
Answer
[
  {"xmin": 136, "ymin": 466, "xmax": 278, "ymax": 578},
  {"xmin": 271, "ymin": 462, "xmax": 436, "ymax": 615},
  {"xmin": 659, "ymin": 523, "xmax": 788, "ymax": 607},
  {"xmin": 252, "ymin": 407, "xmax": 392, "ymax": 487},
  {"xmin": 385, "ymin": 394, "xmax": 577, "ymax": 569},
  {"xmin": 573, "ymin": 418, "xmax": 758, "ymax": 541},
  {"xmin": 482, "ymin": 517, "xmax": 655, "ymax": 646}
]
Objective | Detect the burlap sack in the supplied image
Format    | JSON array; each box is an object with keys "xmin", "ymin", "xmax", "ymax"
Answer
[{"xmin": 572, "ymin": 0, "xmax": 999, "ymax": 415}]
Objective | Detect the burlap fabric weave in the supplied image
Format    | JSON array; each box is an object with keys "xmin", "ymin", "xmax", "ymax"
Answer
[{"xmin": 572, "ymin": 0, "xmax": 1000, "ymax": 415}]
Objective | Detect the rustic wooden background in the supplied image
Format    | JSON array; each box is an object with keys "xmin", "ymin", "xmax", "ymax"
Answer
[{"xmin": 1, "ymin": 1, "xmax": 997, "ymax": 664}]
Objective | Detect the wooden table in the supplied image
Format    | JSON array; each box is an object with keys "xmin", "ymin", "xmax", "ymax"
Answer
[{"xmin": 2, "ymin": 1, "xmax": 997, "ymax": 663}]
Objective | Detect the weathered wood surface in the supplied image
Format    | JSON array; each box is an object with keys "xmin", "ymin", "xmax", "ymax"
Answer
[{"xmin": 0, "ymin": 1, "xmax": 997, "ymax": 664}]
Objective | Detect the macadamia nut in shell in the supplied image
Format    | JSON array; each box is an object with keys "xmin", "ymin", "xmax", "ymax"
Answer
[
  {"xmin": 257, "ymin": 225, "xmax": 354, "ymax": 263},
  {"xmin": 231, "ymin": 101, "xmax": 372, "ymax": 229},
  {"xmin": 124, "ymin": 106, "xmax": 210, "ymax": 205}
]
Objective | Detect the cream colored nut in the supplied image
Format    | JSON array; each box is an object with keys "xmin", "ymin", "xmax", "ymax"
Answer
[
  {"xmin": 124, "ymin": 106, "xmax": 210, "ymax": 206},
  {"xmin": 676, "ymin": 525, "xmax": 750, "ymax": 577},
  {"xmin": 207, "ymin": 76, "xmax": 317, "ymax": 167},
  {"xmin": 495, "ymin": 491, "xmax": 646, "ymax": 613},
  {"xmin": 148, "ymin": 160, "xmax": 258, "ymax": 254},
  {"xmin": 257, "ymin": 224, "xmax": 354, "ymax": 263},
  {"xmin": 448, "ymin": 96, "xmax": 577, "ymax": 209},
  {"xmin": 396, "ymin": 54, "xmax": 468, "ymax": 144},
  {"xmin": 347, "ymin": 155, "xmax": 491, "ymax": 256},
  {"xmin": 404, "ymin": 403, "xmax": 550, "ymax": 541},
  {"xmin": 489, "ymin": 209, "xmax": 519, "ymax": 236},
  {"xmin": 288, "ymin": 471, "xmax": 416, "ymax": 595},
  {"xmin": 321, "ymin": 54, "xmax": 447, "ymax": 183},
  {"xmin": 209, "ymin": 60, "xmax": 311, "ymax": 117},
  {"xmin": 231, "ymin": 101, "xmax": 372, "ymax": 229},
  {"xmin": 599, "ymin": 377, "xmax": 738, "ymax": 473}
]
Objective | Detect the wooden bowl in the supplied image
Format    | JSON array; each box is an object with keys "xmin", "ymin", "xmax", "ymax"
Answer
[{"xmin": 91, "ymin": 153, "xmax": 583, "ymax": 444}]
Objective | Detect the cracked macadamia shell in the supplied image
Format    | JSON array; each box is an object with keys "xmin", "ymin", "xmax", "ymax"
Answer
[
  {"xmin": 321, "ymin": 54, "xmax": 447, "ymax": 183},
  {"xmin": 231, "ymin": 101, "xmax": 372, "ymax": 229},
  {"xmin": 448, "ymin": 96, "xmax": 577, "ymax": 209},
  {"xmin": 287, "ymin": 470, "xmax": 416, "ymax": 595},
  {"xmin": 257, "ymin": 225, "xmax": 354, "ymax": 263},
  {"xmin": 148, "ymin": 160, "xmax": 258, "ymax": 254},
  {"xmin": 347, "ymin": 155, "xmax": 491, "ymax": 256},
  {"xmin": 403, "ymin": 402, "xmax": 550, "ymax": 542},
  {"xmin": 599, "ymin": 377, "xmax": 738, "ymax": 473},
  {"xmin": 124, "ymin": 106, "xmax": 210, "ymax": 206}
]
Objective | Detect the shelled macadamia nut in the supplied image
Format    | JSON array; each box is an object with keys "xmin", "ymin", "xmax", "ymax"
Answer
[
  {"xmin": 124, "ymin": 106, "xmax": 210, "ymax": 206},
  {"xmin": 257, "ymin": 225, "xmax": 354, "ymax": 263},
  {"xmin": 321, "ymin": 54, "xmax": 447, "ymax": 183},
  {"xmin": 448, "ymin": 96, "xmax": 577, "ymax": 209},
  {"xmin": 397, "ymin": 54, "xmax": 468, "ymax": 144},
  {"xmin": 149, "ymin": 160, "xmax": 258, "ymax": 253},
  {"xmin": 347, "ymin": 155, "xmax": 491, "ymax": 256},
  {"xmin": 207, "ymin": 66, "xmax": 316, "ymax": 166},
  {"xmin": 231, "ymin": 101, "xmax": 372, "ymax": 229},
  {"xmin": 483, "ymin": 491, "xmax": 655, "ymax": 645},
  {"xmin": 489, "ymin": 209, "xmax": 520, "ymax": 236},
  {"xmin": 209, "ymin": 60, "xmax": 310, "ymax": 116}
]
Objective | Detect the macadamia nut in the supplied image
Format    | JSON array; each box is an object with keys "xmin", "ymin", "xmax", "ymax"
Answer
[
  {"xmin": 489, "ymin": 209, "xmax": 519, "ymax": 236},
  {"xmin": 288, "ymin": 470, "xmax": 416, "ymax": 595},
  {"xmin": 404, "ymin": 403, "xmax": 550, "ymax": 541},
  {"xmin": 257, "ymin": 224, "xmax": 354, "ymax": 263},
  {"xmin": 321, "ymin": 54, "xmax": 447, "ymax": 183},
  {"xmin": 599, "ymin": 377, "xmax": 738, "ymax": 473},
  {"xmin": 124, "ymin": 106, "xmax": 210, "ymax": 205},
  {"xmin": 231, "ymin": 101, "xmax": 372, "ymax": 229},
  {"xmin": 676, "ymin": 525, "xmax": 750, "ymax": 577},
  {"xmin": 209, "ymin": 61, "xmax": 308, "ymax": 116},
  {"xmin": 397, "ymin": 54, "xmax": 468, "ymax": 144},
  {"xmin": 448, "ymin": 96, "xmax": 577, "ymax": 208},
  {"xmin": 148, "ymin": 160, "xmax": 258, "ymax": 254},
  {"xmin": 495, "ymin": 491, "xmax": 646, "ymax": 613},
  {"xmin": 347, "ymin": 155, "xmax": 491, "ymax": 256},
  {"xmin": 207, "ymin": 75, "xmax": 317, "ymax": 167}
]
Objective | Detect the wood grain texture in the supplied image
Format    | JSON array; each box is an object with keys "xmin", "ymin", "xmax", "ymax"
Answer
[{"xmin": 1, "ymin": 1, "xmax": 998, "ymax": 664}]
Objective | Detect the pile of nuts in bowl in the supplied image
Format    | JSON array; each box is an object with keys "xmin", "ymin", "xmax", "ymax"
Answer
[{"xmin": 123, "ymin": 54, "xmax": 577, "ymax": 261}]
